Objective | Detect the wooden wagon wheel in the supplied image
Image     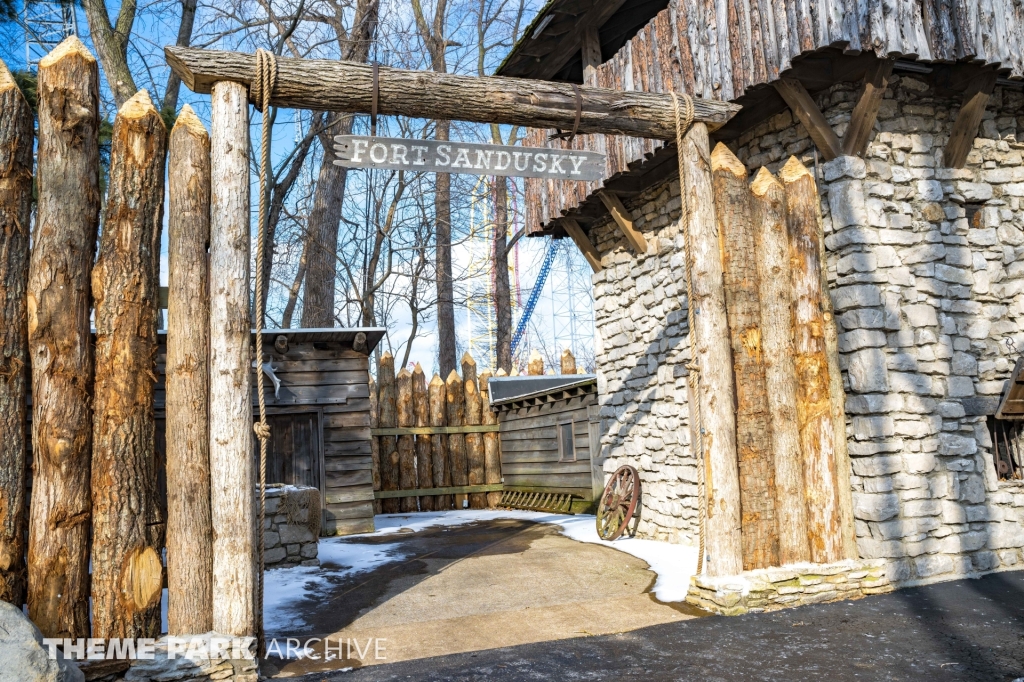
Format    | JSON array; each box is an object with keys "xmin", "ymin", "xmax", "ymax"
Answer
[{"xmin": 596, "ymin": 465, "xmax": 641, "ymax": 541}]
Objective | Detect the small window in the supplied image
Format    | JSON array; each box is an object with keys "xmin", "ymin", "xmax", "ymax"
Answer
[
  {"xmin": 989, "ymin": 417, "xmax": 1024, "ymax": 481},
  {"xmin": 559, "ymin": 421, "xmax": 575, "ymax": 462}
]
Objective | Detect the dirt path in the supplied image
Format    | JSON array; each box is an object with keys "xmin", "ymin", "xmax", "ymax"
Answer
[{"xmin": 262, "ymin": 519, "xmax": 701, "ymax": 678}]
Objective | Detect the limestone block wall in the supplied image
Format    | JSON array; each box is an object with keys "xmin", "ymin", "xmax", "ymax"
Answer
[
  {"xmin": 732, "ymin": 75, "xmax": 1024, "ymax": 585},
  {"xmin": 588, "ymin": 179, "xmax": 701, "ymax": 544},
  {"xmin": 262, "ymin": 485, "xmax": 320, "ymax": 568}
]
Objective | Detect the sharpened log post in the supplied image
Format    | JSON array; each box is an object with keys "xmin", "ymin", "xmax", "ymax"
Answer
[
  {"xmin": 209, "ymin": 79, "xmax": 255, "ymax": 637},
  {"xmin": 91, "ymin": 89, "xmax": 167, "ymax": 640},
  {"xmin": 560, "ymin": 349, "xmax": 576, "ymax": 375},
  {"xmin": 528, "ymin": 350, "xmax": 544, "ymax": 375},
  {"xmin": 750, "ymin": 167, "xmax": 810, "ymax": 565},
  {"xmin": 0, "ymin": 58, "xmax": 33, "ymax": 607},
  {"xmin": 27, "ymin": 36, "xmax": 100, "ymax": 638},
  {"xmin": 479, "ymin": 371, "xmax": 502, "ymax": 508},
  {"xmin": 446, "ymin": 370, "xmax": 468, "ymax": 508},
  {"xmin": 413, "ymin": 364, "xmax": 433, "ymax": 512},
  {"xmin": 780, "ymin": 156, "xmax": 843, "ymax": 564},
  {"xmin": 396, "ymin": 368, "xmax": 417, "ymax": 513},
  {"xmin": 378, "ymin": 352, "xmax": 399, "ymax": 514},
  {"xmin": 679, "ymin": 123, "xmax": 742, "ymax": 577},
  {"xmin": 464, "ymin": 357, "xmax": 485, "ymax": 509},
  {"xmin": 428, "ymin": 374, "xmax": 452, "ymax": 509},
  {"xmin": 369, "ymin": 377, "xmax": 382, "ymax": 514},
  {"xmin": 711, "ymin": 144, "xmax": 779, "ymax": 571},
  {"xmin": 166, "ymin": 104, "xmax": 213, "ymax": 635}
]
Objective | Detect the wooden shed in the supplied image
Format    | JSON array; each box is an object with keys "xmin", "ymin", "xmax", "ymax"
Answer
[
  {"xmin": 489, "ymin": 375, "xmax": 604, "ymax": 513},
  {"xmin": 155, "ymin": 327, "xmax": 384, "ymax": 536}
]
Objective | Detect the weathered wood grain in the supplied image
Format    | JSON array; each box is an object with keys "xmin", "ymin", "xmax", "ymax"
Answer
[
  {"xmin": 429, "ymin": 374, "xmax": 452, "ymax": 509},
  {"xmin": 413, "ymin": 364, "xmax": 433, "ymax": 511},
  {"xmin": 943, "ymin": 71, "xmax": 997, "ymax": 168},
  {"xmin": 378, "ymin": 352, "xmax": 399, "ymax": 514},
  {"xmin": 396, "ymin": 368, "xmax": 417, "ymax": 513},
  {"xmin": 446, "ymin": 370, "xmax": 468, "ymax": 508},
  {"xmin": 773, "ymin": 78, "xmax": 842, "ymax": 161},
  {"xmin": 561, "ymin": 218, "xmax": 602, "ymax": 272},
  {"xmin": 479, "ymin": 372, "xmax": 502, "ymax": 508},
  {"xmin": 369, "ymin": 376, "xmax": 381, "ymax": 514},
  {"xmin": 598, "ymin": 190, "xmax": 648, "ymax": 254},
  {"xmin": 843, "ymin": 59, "xmax": 894, "ymax": 157},
  {"xmin": 464, "ymin": 369, "xmax": 486, "ymax": 509}
]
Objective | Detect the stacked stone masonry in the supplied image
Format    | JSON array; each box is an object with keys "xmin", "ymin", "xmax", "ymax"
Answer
[
  {"xmin": 263, "ymin": 485, "xmax": 320, "ymax": 568},
  {"xmin": 589, "ymin": 73, "xmax": 1024, "ymax": 588}
]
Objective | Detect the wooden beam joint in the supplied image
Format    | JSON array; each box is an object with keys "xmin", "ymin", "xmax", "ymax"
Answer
[
  {"xmin": 773, "ymin": 77, "xmax": 842, "ymax": 161},
  {"xmin": 842, "ymin": 58, "xmax": 895, "ymax": 157},
  {"xmin": 597, "ymin": 190, "xmax": 647, "ymax": 254},
  {"xmin": 943, "ymin": 71, "xmax": 998, "ymax": 169},
  {"xmin": 561, "ymin": 217, "xmax": 603, "ymax": 272}
]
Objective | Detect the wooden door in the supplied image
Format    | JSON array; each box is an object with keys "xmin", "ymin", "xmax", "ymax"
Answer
[{"xmin": 257, "ymin": 411, "xmax": 322, "ymax": 491}]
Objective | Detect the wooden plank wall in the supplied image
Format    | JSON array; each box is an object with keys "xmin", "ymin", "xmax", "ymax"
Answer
[
  {"xmin": 523, "ymin": 0, "xmax": 1024, "ymax": 232},
  {"xmin": 498, "ymin": 393, "xmax": 599, "ymax": 499},
  {"xmin": 155, "ymin": 339, "xmax": 375, "ymax": 536}
]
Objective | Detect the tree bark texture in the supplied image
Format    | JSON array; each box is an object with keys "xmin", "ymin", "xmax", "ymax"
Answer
[
  {"xmin": 464, "ymin": 375, "xmax": 485, "ymax": 509},
  {"xmin": 81, "ymin": 0, "xmax": 139, "ymax": 107},
  {"xmin": 396, "ymin": 368, "xmax": 417, "ymax": 513},
  {"xmin": 27, "ymin": 37, "xmax": 100, "ymax": 639},
  {"xmin": 493, "ymin": 177, "xmax": 512, "ymax": 371},
  {"xmin": 445, "ymin": 370, "xmax": 467, "ymax": 507},
  {"xmin": 679, "ymin": 123, "xmax": 742, "ymax": 578},
  {"xmin": 0, "ymin": 59, "xmax": 33, "ymax": 607},
  {"xmin": 165, "ymin": 104, "xmax": 213, "ymax": 635},
  {"xmin": 749, "ymin": 167, "xmax": 810, "ymax": 565},
  {"xmin": 435, "ymin": 121, "xmax": 456, "ymax": 375},
  {"xmin": 369, "ymin": 377, "xmax": 382, "ymax": 514},
  {"xmin": 413, "ymin": 364, "xmax": 433, "ymax": 511},
  {"xmin": 780, "ymin": 156, "xmax": 843, "ymax": 565},
  {"xmin": 208, "ymin": 80, "xmax": 255, "ymax": 637},
  {"xmin": 377, "ymin": 352, "xmax": 399, "ymax": 514},
  {"xmin": 711, "ymin": 144, "xmax": 778, "ymax": 571},
  {"xmin": 428, "ymin": 374, "xmax": 451, "ymax": 509},
  {"xmin": 479, "ymin": 372, "xmax": 501, "ymax": 508},
  {"xmin": 90, "ymin": 90, "xmax": 166, "ymax": 640},
  {"xmin": 164, "ymin": 47, "xmax": 741, "ymax": 139},
  {"xmin": 162, "ymin": 0, "xmax": 199, "ymax": 114}
]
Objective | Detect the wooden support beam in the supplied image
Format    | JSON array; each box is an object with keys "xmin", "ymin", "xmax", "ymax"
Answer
[
  {"xmin": 561, "ymin": 218, "xmax": 603, "ymax": 272},
  {"xmin": 598, "ymin": 190, "xmax": 648, "ymax": 254},
  {"xmin": 842, "ymin": 59, "xmax": 894, "ymax": 157},
  {"xmin": 532, "ymin": 0, "xmax": 628, "ymax": 80},
  {"xmin": 165, "ymin": 46, "xmax": 741, "ymax": 139},
  {"xmin": 943, "ymin": 72, "xmax": 998, "ymax": 168},
  {"xmin": 580, "ymin": 24, "xmax": 602, "ymax": 87},
  {"xmin": 773, "ymin": 78, "xmax": 842, "ymax": 161},
  {"xmin": 208, "ymin": 79, "xmax": 255, "ymax": 638},
  {"xmin": 680, "ymin": 123, "xmax": 742, "ymax": 578}
]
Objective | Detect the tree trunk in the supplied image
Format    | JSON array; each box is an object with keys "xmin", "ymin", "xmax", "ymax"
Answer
[
  {"xmin": 0, "ymin": 59, "xmax": 33, "ymax": 607},
  {"xmin": 396, "ymin": 368, "xmax": 417, "ymax": 513},
  {"xmin": 413, "ymin": 364, "xmax": 433, "ymax": 511},
  {"xmin": 493, "ymin": 177, "xmax": 512, "ymax": 371},
  {"xmin": 428, "ymin": 374, "xmax": 451, "ymax": 509},
  {"xmin": 750, "ymin": 167, "xmax": 810, "ymax": 565},
  {"xmin": 780, "ymin": 156, "xmax": 843, "ymax": 564},
  {"xmin": 435, "ymin": 121, "xmax": 456, "ymax": 375},
  {"xmin": 90, "ymin": 89, "xmax": 166, "ymax": 639},
  {"xmin": 165, "ymin": 104, "xmax": 213, "ymax": 635},
  {"xmin": 679, "ymin": 123, "xmax": 742, "ymax": 578},
  {"xmin": 162, "ymin": 0, "xmax": 199, "ymax": 114},
  {"xmin": 81, "ymin": 0, "xmax": 138, "ymax": 107},
  {"xmin": 165, "ymin": 46, "xmax": 741, "ymax": 139},
  {"xmin": 378, "ymin": 352, "xmax": 399, "ymax": 514},
  {"xmin": 464, "ymin": 372, "xmax": 485, "ymax": 509},
  {"xmin": 445, "ymin": 369, "xmax": 467, "ymax": 508},
  {"xmin": 208, "ymin": 80, "xmax": 255, "ymax": 637},
  {"xmin": 27, "ymin": 37, "xmax": 100, "ymax": 639},
  {"xmin": 369, "ymin": 377, "xmax": 382, "ymax": 514},
  {"xmin": 711, "ymin": 143, "xmax": 778, "ymax": 571},
  {"xmin": 479, "ymin": 372, "xmax": 501, "ymax": 508}
]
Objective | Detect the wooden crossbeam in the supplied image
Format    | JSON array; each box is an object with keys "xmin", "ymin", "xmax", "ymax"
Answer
[
  {"xmin": 532, "ymin": 0, "xmax": 629, "ymax": 81},
  {"xmin": 943, "ymin": 72, "xmax": 998, "ymax": 169},
  {"xmin": 598, "ymin": 190, "xmax": 648, "ymax": 254},
  {"xmin": 375, "ymin": 484, "xmax": 503, "ymax": 499},
  {"xmin": 561, "ymin": 218, "xmax": 603, "ymax": 271},
  {"xmin": 842, "ymin": 59, "xmax": 894, "ymax": 157},
  {"xmin": 165, "ymin": 46, "xmax": 741, "ymax": 140},
  {"xmin": 773, "ymin": 78, "xmax": 842, "ymax": 161},
  {"xmin": 371, "ymin": 424, "xmax": 499, "ymax": 436}
]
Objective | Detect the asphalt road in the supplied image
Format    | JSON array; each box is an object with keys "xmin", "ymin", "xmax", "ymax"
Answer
[{"xmin": 309, "ymin": 567, "xmax": 1024, "ymax": 682}]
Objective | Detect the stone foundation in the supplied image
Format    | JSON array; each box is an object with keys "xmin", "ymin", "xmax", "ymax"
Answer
[
  {"xmin": 263, "ymin": 484, "xmax": 320, "ymax": 568},
  {"xmin": 686, "ymin": 559, "xmax": 892, "ymax": 615}
]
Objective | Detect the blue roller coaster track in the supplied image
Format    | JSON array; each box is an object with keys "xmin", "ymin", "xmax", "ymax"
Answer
[{"xmin": 510, "ymin": 238, "xmax": 557, "ymax": 355}]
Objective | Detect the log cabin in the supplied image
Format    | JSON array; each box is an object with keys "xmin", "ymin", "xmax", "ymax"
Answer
[{"xmin": 498, "ymin": 0, "xmax": 1024, "ymax": 603}]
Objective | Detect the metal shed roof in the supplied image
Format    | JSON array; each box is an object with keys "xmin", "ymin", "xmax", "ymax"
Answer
[{"xmin": 488, "ymin": 374, "xmax": 597, "ymax": 406}]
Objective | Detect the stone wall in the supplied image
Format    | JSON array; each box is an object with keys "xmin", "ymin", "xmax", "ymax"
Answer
[{"xmin": 263, "ymin": 485, "xmax": 320, "ymax": 568}]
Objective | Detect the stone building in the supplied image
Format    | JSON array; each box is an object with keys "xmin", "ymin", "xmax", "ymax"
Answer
[{"xmin": 497, "ymin": 0, "xmax": 1024, "ymax": 595}]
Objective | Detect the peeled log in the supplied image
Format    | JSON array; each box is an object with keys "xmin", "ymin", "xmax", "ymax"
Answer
[
  {"xmin": 396, "ymin": 368, "xmax": 417, "ymax": 513},
  {"xmin": 464, "ymin": 375, "xmax": 485, "ymax": 509},
  {"xmin": 780, "ymin": 156, "xmax": 843, "ymax": 564},
  {"xmin": 479, "ymin": 372, "xmax": 502, "ymax": 508},
  {"xmin": 378, "ymin": 352, "xmax": 399, "ymax": 514},
  {"xmin": 428, "ymin": 374, "xmax": 451, "ymax": 509},
  {"xmin": 165, "ymin": 104, "xmax": 213, "ymax": 635},
  {"xmin": 0, "ymin": 58, "xmax": 33, "ymax": 606},
  {"xmin": 27, "ymin": 37, "xmax": 100, "ymax": 638},
  {"xmin": 711, "ymin": 144, "xmax": 778, "ymax": 571},
  {"xmin": 560, "ymin": 349, "xmax": 576, "ymax": 375},
  {"xmin": 446, "ymin": 370, "xmax": 468, "ymax": 508},
  {"xmin": 528, "ymin": 350, "xmax": 544, "ymax": 376},
  {"xmin": 679, "ymin": 123, "xmax": 741, "ymax": 577},
  {"xmin": 369, "ymin": 377, "xmax": 381, "ymax": 514},
  {"xmin": 413, "ymin": 365, "xmax": 433, "ymax": 512},
  {"xmin": 750, "ymin": 168, "xmax": 810, "ymax": 565}
]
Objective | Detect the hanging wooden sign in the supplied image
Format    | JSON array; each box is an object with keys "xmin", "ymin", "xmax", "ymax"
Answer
[{"xmin": 333, "ymin": 135, "xmax": 606, "ymax": 180}]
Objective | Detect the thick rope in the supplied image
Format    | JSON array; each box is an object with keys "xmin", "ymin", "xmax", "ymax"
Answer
[
  {"xmin": 252, "ymin": 47, "xmax": 277, "ymax": 651},
  {"xmin": 671, "ymin": 91, "xmax": 707, "ymax": 575}
]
